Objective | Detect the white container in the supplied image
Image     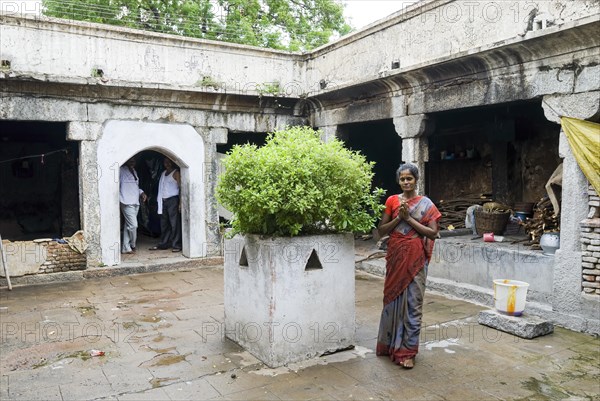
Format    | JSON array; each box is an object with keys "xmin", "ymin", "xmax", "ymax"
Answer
[
  {"xmin": 493, "ymin": 279, "xmax": 530, "ymax": 316},
  {"xmin": 540, "ymin": 232, "xmax": 560, "ymax": 256}
]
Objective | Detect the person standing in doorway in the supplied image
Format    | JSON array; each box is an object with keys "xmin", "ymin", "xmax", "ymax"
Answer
[
  {"xmin": 149, "ymin": 157, "xmax": 182, "ymax": 252},
  {"xmin": 119, "ymin": 157, "xmax": 147, "ymax": 254}
]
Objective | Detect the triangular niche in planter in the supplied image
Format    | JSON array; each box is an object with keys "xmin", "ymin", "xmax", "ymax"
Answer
[
  {"xmin": 239, "ymin": 246, "xmax": 249, "ymax": 267},
  {"xmin": 305, "ymin": 249, "xmax": 323, "ymax": 270}
]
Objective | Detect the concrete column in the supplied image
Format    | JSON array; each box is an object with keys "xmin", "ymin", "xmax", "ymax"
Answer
[
  {"xmin": 67, "ymin": 122, "xmax": 102, "ymax": 141},
  {"xmin": 318, "ymin": 125, "xmax": 338, "ymax": 142},
  {"xmin": 542, "ymin": 92, "xmax": 600, "ymax": 124},
  {"xmin": 68, "ymin": 122, "xmax": 104, "ymax": 267},
  {"xmin": 551, "ymin": 141, "xmax": 589, "ymax": 315},
  {"xmin": 197, "ymin": 126, "xmax": 228, "ymax": 257},
  {"xmin": 542, "ymin": 94, "xmax": 598, "ymax": 325},
  {"xmin": 393, "ymin": 114, "xmax": 433, "ymax": 193},
  {"xmin": 78, "ymin": 140, "xmax": 103, "ymax": 267}
]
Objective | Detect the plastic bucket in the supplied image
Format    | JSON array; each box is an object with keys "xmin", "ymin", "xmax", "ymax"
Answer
[{"xmin": 493, "ymin": 279, "xmax": 529, "ymax": 316}]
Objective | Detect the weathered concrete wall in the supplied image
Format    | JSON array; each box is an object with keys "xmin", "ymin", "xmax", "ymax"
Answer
[
  {"xmin": 3, "ymin": 1, "xmax": 596, "ymax": 109},
  {"xmin": 360, "ymin": 236, "xmax": 600, "ymax": 334},
  {"xmin": 541, "ymin": 94, "xmax": 600, "ymax": 334},
  {"xmin": 0, "ymin": 239, "xmax": 85, "ymax": 277},
  {"xmin": 0, "ymin": 95, "xmax": 305, "ymax": 135},
  {"xmin": 0, "ymin": 15, "xmax": 304, "ymax": 98},
  {"xmin": 79, "ymin": 139, "xmax": 102, "ymax": 267},
  {"xmin": 306, "ymin": 0, "xmax": 598, "ymax": 96},
  {"xmin": 360, "ymin": 238, "xmax": 554, "ymax": 305},
  {"xmin": 2, "ymin": 5, "xmax": 597, "ymax": 127},
  {"xmin": 224, "ymin": 234, "xmax": 355, "ymax": 367},
  {"xmin": 0, "ymin": 94, "xmax": 305, "ymax": 267},
  {"xmin": 427, "ymin": 238, "xmax": 554, "ymax": 305},
  {"xmin": 311, "ymin": 27, "xmax": 599, "ymax": 127}
]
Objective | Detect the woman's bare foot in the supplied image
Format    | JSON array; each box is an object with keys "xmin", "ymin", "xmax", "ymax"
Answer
[{"xmin": 401, "ymin": 358, "xmax": 414, "ymax": 369}]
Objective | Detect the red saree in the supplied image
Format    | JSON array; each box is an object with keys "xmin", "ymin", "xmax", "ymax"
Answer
[{"xmin": 376, "ymin": 195, "xmax": 441, "ymax": 364}]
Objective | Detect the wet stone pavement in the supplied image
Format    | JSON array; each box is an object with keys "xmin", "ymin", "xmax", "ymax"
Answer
[{"xmin": 1, "ymin": 266, "xmax": 599, "ymax": 400}]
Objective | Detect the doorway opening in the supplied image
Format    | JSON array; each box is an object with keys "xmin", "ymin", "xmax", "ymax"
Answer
[
  {"xmin": 0, "ymin": 121, "xmax": 80, "ymax": 240},
  {"xmin": 216, "ymin": 131, "xmax": 268, "ymax": 221},
  {"xmin": 426, "ymin": 100, "xmax": 561, "ymax": 230},
  {"xmin": 337, "ymin": 119, "xmax": 402, "ymax": 198},
  {"xmin": 97, "ymin": 120, "xmax": 206, "ymax": 266},
  {"xmin": 120, "ymin": 150, "xmax": 185, "ymax": 260}
]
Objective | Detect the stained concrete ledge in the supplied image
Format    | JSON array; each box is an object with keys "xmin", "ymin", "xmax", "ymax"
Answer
[
  {"xmin": 428, "ymin": 236, "xmax": 554, "ymax": 305},
  {"xmin": 357, "ymin": 259, "xmax": 600, "ymax": 335},
  {"xmin": 0, "ymin": 257, "xmax": 223, "ymax": 287},
  {"xmin": 478, "ymin": 309, "xmax": 554, "ymax": 339},
  {"xmin": 358, "ymin": 257, "xmax": 386, "ymax": 277}
]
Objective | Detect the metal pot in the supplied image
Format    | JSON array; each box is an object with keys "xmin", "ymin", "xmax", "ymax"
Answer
[{"xmin": 514, "ymin": 211, "xmax": 532, "ymax": 222}]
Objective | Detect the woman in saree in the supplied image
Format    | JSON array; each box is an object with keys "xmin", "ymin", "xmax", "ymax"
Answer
[{"xmin": 376, "ymin": 163, "xmax": 441, "ymax": 369}]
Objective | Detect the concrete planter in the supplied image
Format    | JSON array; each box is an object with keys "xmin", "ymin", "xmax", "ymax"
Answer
[{"xmin": 224, "ymin": 233, "xmax": 355, "ymax": 367}]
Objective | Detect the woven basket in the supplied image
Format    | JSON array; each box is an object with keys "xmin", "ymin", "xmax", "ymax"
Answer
[{"xmin": 475, "ymin": 209, "xmax": 510, "ymax": 235}]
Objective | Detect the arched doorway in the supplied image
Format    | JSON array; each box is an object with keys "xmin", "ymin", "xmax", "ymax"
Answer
[{"xmin": 97, "ymin": 121, "xmax": 206, "ymax": 266}]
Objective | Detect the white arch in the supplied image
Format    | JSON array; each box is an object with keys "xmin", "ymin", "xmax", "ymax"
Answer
[{"xmin": 97, "ymin": 120, "xmax": 206, "ymax": 266}]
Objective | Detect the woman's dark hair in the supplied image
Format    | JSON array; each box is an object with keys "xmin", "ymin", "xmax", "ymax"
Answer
[{"xmin": 396, "ymin": 163, "xmax": 419, "ymax": 182}]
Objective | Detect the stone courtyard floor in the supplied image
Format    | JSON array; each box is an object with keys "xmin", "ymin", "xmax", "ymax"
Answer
[{"xmin": 1, "ymin": 265, "xmax": 599, "ymax": 400}]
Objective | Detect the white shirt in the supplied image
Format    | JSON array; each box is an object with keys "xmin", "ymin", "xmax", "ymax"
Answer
[
  {"xmin": 157, "ymin": 170, "xmax": 179, "ymax": 214},
  {"xmin": 119, "ymin": 165, "xmax": 143, "ymax": 205}
]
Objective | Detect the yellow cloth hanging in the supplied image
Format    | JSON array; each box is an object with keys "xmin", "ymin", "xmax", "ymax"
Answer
[{"xmin": 560, "ymin": 117, "xmax": 600, "ymax": 194}]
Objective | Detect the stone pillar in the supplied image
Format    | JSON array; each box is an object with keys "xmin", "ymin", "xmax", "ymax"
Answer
[
  {"xmin": 318, "ymin": 125, "xmax": 338, "ymax": 142},
  {"xmin": 60, "ymin": 150, "xmax": 80, "ymax": 237},
  {"xmin": 68, "ymin": 122, "xmax": 103, "ymax": 267},
  {"xmin": 393, "ymin": 114, "xmax": 433, "ymax": 193},
  {"xmin": 197, "ymin": 126, "xmax": 228, "ymax": 257},
  {"xmin": 542, "ymin": 94, "xmax": 599, "ymax": 328}
]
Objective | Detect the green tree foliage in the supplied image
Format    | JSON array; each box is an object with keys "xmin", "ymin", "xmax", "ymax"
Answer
[
  {"xmin": 216, "ymin": 126, "xmax": 385, "ymax": 237},
  {"xmin": 42, "ymin": 0, "xmax": 351, "ymax": 51}
]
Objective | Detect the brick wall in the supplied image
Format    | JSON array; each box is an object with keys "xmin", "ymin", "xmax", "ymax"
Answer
[
  {"xmin": 39, "ymin": 241, "xmax": 86, "ymax": 274},
  {"xmin": 581, "ymin": 184, "xmax": 600, "ymax": 295},
  {"xmin": 1, "ymin": 238, "xmax": 86, "ymax": 277}
]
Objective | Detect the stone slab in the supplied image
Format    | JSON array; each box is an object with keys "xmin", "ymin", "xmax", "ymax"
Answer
[
  {"xmin": 357, "ymin": 258, "xmax": 386, "ymax": 277},
  {"xmin": 478, "ymin": 309, "xmax": 554, "ymax": 339}
]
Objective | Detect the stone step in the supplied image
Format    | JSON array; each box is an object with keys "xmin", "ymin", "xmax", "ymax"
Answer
[
  {"xmin": 478, "ymin": 309, "xmax": 554, "ymax": 339},
  {"xmin": 357, "ymin": 258, "xmax": 385, "ymax": 277},
  {"xmin": 0, "ymin": 257, "xmax": 223, "ymax": 287}
]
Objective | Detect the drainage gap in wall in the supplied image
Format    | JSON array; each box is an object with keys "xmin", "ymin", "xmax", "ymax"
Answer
[{"xmin": 305, "ymin": 249, "xmax": 323, "ymax": 270}]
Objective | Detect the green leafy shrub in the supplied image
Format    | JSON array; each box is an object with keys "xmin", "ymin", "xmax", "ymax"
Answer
[{"xmin": 216, "ymin": 126, "xmax": 385, "ymax": 237}]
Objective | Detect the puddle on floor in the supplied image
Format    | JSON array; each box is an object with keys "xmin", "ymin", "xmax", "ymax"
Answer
[
  {"xmin": 150, "ymin": 377, "xmax": 178, "ymax": 388},
  {"xmin": 139, "ymin": 315, "xmax": 162, "ymax": 323},
  {"xmin": 520, "ymin": 374, "xmax": 576, "ymax": 400},
  {"xmin": 76, "ymin": 305, "xmax": 97, "ymax": 317},
  {"xmin": 423, "ymin": 339, "xmax": 462, "ymax": 352},
  {"xmin": 140, "ymin": 353, "xmax": 190, "ymax": 368},
  {"xmin": 149, "ymin": 346, "xmax": 176, "ymax": 354},
  {"xmin": 122, "ymin": 321, "xmax": 139, "ymax": 330}
]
